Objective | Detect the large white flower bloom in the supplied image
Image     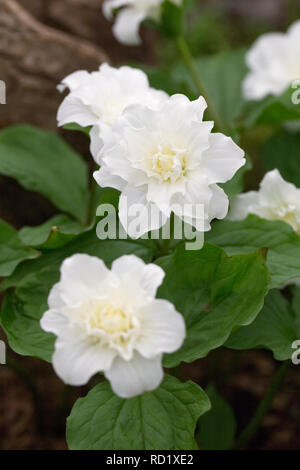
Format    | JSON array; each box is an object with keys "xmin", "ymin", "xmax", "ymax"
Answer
[
  {"xmin": 229, "ymin": 169, "xmax": 300, "ymax": 235},
  {"xmin": 57, "ymin": 63, "xmax": 167, "ymax": 155},
  {"xmin": 103, "ymin": 0, "xmax": 182, "ymax": 45},
  {"xmin": 243, "ymin": 20, "xmax": 300, "ymax": 100},
  {"xmin": 93, "ymin": 94, "xmax": 245, "ymax": 238},
  {"xmin": 40, "ymin": 254, "xmax": 185, "ymax": 398}
]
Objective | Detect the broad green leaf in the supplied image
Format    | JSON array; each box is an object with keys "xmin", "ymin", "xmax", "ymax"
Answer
[
  {"xmin": 263, "ymin": 129, "xmax": 300, "ymax": 187},
  {"xmin": 0, "ymin": 125, "xmax": 89, "ymax": 223},
  {"xmin": 198, "ymin": 384, "xmax": 236, "ymax": 450},
  {"xmin": 0, "ymin": 219, "xmax": 38, "ymax": 276},
  {"xmin": 1, "ymin": 279, "xmax": 55, "ymax": 361},
  {"xmin": 291, "ymin": 285, "xmax": 300, "ymax": 338},
  {"xmin": 245, "ymin": 86, "xmax": 300, "ymax": 127},
  {"xmin": 18, "ymin": 187, "xmax": 110, "ymax": 250},
  {"xmin": 67, "ymin": 375, "xmax": 210, "ymax": 450},
  {"xmin": 226, "ymin": 290, "xmax": 297, "ymax": 361},
  {"xmin": 161, "ymin": 0, "xmax": 184, "ymax": 38},
  {"xmin": 177, "ymin": 50, "xmax": 248, "ymax": 127},
  {"xmin": 206, "ymin": 215, "xmax": 300, "ymax": 288},
  {"xmin": 138, "ymin": 65, "xmax": 195, "ymax": 99},
  {"xmin": 63, "ymin": 123, "xmax": 91, "ymax": 135},
  {"xmin": 0, "ymin": 230, "xmax": 158, "ymax": 361},
  {"xmin": 19, "ymin": 214, "xmax": 85, "ymax": 249},
  {"xmin": 156, "ymin": 243, "xmax": 269, "ymax": 367}
]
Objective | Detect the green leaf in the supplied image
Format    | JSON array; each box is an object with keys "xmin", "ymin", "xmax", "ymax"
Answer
[
  {"xmin": 187, "ymin": 50, "xmax": 248, "ymax": 127},
  {"xmin": 66, "ymin": 375, "xmax": 210, "ymax": 450},
  {"xmin": 0, "ymin": 230, "xmax": 158, "ymax": 361},
  {"xmin": 0, "ymin": 125, "xmax": 89, "ymax": 223},
  {"xmin": 206, "ymin": 215, "xmax": 300, "ymax": 288},
  {"xmin": 245, "ymin": 86, "xmax": 300, "ymax": 127},
  {"xmin": 292, "ymin": 285, "xmax": 300, "ymax": 337},
  {"xmin": 17, "ymin": 186, "xmax": 111, "ymax": 250},
  {"xmin": 1, "ymin": 278, "xmax": 56, "ymax": 361},
  {"xmin": 136, "ymin": 64, "xmax": 195, "ymax": 99},
  {"xmin": 161, "ymin": 0, "xmax": 184, "ymax": 38},
  {"xmin": 155, "ymin": 243, "xmax": 269, "ymax": 367},
  {"xmin": 0, "ymin": 219, "xmax": 38, "ymax": 277},
  {"xmin": 63, "ymin": 123, "xmax": 91, "ymax": 135},
  {"xmin": 198, "ymin": 384, "xmax": 236, "ymax": 450},
  {"xmin": 19, "ymin": 214, "xmax": 85, "ymax": 249},
  {"xmin": 226, "ymin": 290, "xmax": 297, "ymax": 361},
  {"xmin": 263, "ymin": 129, "xmax": 300, "ymax": 187}
]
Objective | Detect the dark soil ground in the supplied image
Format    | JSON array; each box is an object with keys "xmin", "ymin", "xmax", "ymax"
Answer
[{"xmin": 1, "ymin": 337, "xmax": 299, "ymax": 450}]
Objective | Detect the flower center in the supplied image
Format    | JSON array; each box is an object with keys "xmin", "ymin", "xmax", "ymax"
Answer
[
  {"xmin": 273, "ymin": 204, "xmax": 300, "ymax": 234},
  {"xmin": 88, "ymin": 303, "xmax": 135, "ymax": 334},
  {"xmin": 151, "ymin": 144, "xmax": 187, "ymax": 183}
]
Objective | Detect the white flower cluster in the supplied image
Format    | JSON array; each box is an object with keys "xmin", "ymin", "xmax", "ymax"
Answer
[
  {"xmin": 243, "ymin": 20, "xmax": 300, "ymax": 100},
  {"xmin": 229, "ymin": 169, "xmax": 300, "ymax": 235},
  {"xmin": 102, "ymin": 0, "xmax": 182, "ymax": 45},
  {"xmin": 53, "ymin": 63, "xmax": 246, "ymax": 397},
  {"xmin": 58, "ymin": 64, "xmax": 245, "ymax": 238},
  {"xmin": 41, "ymin": 254, "xmax": 185, "ymax": 398}
]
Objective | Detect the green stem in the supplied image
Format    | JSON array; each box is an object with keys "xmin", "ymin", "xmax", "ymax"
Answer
[
  {"xmin": 176, "ymin": 36, "xmax": 223, "ymax": 130},
  {"xmin": 233, "ymin": 361, "xmax": 290, "ymax": 449},
  {"xmin": 160, "ymin": 238, "xmax": 171, "ymax": 256}
]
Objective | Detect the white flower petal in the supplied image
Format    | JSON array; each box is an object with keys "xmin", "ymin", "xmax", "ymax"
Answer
[
  {"xmin": 40, "ymin": 309, "xmax": 69, "ymax": 336},
  {"xmin": 102, "ymin": 0, "xmax": 132, "ymax": 20},
  {"xmin": 48, "ymin": 282, "xmax": 65, "ymax": 310},
  {"xmin": 53, "ymin": 326, "xmax": 116, "ymax": 385},
  {"xmin": 112, "ymin": 255, "xmax": 165, "ymax": 296},
  {"xmin": 259, "ymin": 169, "xmax": 296, "ymax": 205},
  {"xmin": 287, "ymin": 19, "xmax": 300, "ymax": 40},
  {"xmin": 207, "ymin": 184, "xmax": 229, "ymax": 222},
  {"xmin": 229, "ymin": 191, "xmax": 260, "ymax": 220},
  {"xmin": 93, "ymin": 165, "xmax": 126, "ymax": 192},
  {"xmin": 89, "ymin": 125, "xmax": 107, "ymax": 165},
  {"xmin": 57, "ymin": 95, "xmax": 97, "ymax": 127},
  {"xmin": 59, "ymin": 254, "xmax": 112, "ymax": 304},
  {"xmin": 201, "ymin": 133, "xmax": 245, "ymax": 184},
  {"xmin": 112, "ymin": 7, "xmax": 146, "ymax": 45},
  {"xmin": 58, "ymin": 70, "xmax": 90, "ymax": 93},
  {"xmin": 105, "ymin": 352, "xmax": 163, "ymax": 398},
  {"xmin": 136, "ymin": 299, "xmax": 185, "ymax": 358},
  {"xmin": 119, "ymin": 185, "xmax": 168, "ymax": 238}
]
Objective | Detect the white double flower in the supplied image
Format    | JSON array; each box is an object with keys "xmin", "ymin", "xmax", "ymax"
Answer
[
  {"xmin": 243, "ymin": 20, "xmax": 300, "ymax": 100},
  {"xmin": 57, "ymin": 63, "xmax": 167, "ymax": 155},
  {"xmin": 41, "ymin": 254, "xmax": 185, "ymax": 398},
  {"xmin": 230, "ymin": 169, "xmax": 300, "ymax": 235},
  {"xmin": 93, "ymin": 94, "xmax": 245, "ymax": 238}
]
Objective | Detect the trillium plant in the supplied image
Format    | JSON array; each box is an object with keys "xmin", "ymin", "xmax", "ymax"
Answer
[{"xmin": 1, "ymin": 0, "xmax": 300, "ymax": 451}]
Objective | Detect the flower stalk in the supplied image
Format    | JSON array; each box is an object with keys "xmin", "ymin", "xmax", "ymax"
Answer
[
  {"xmin": 233, "ymin": 360, "xmax": 291, "ymax": 449},
  {"xmin": 176, "ymin": 36, "xmax": 223, "ymax": 130}
]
